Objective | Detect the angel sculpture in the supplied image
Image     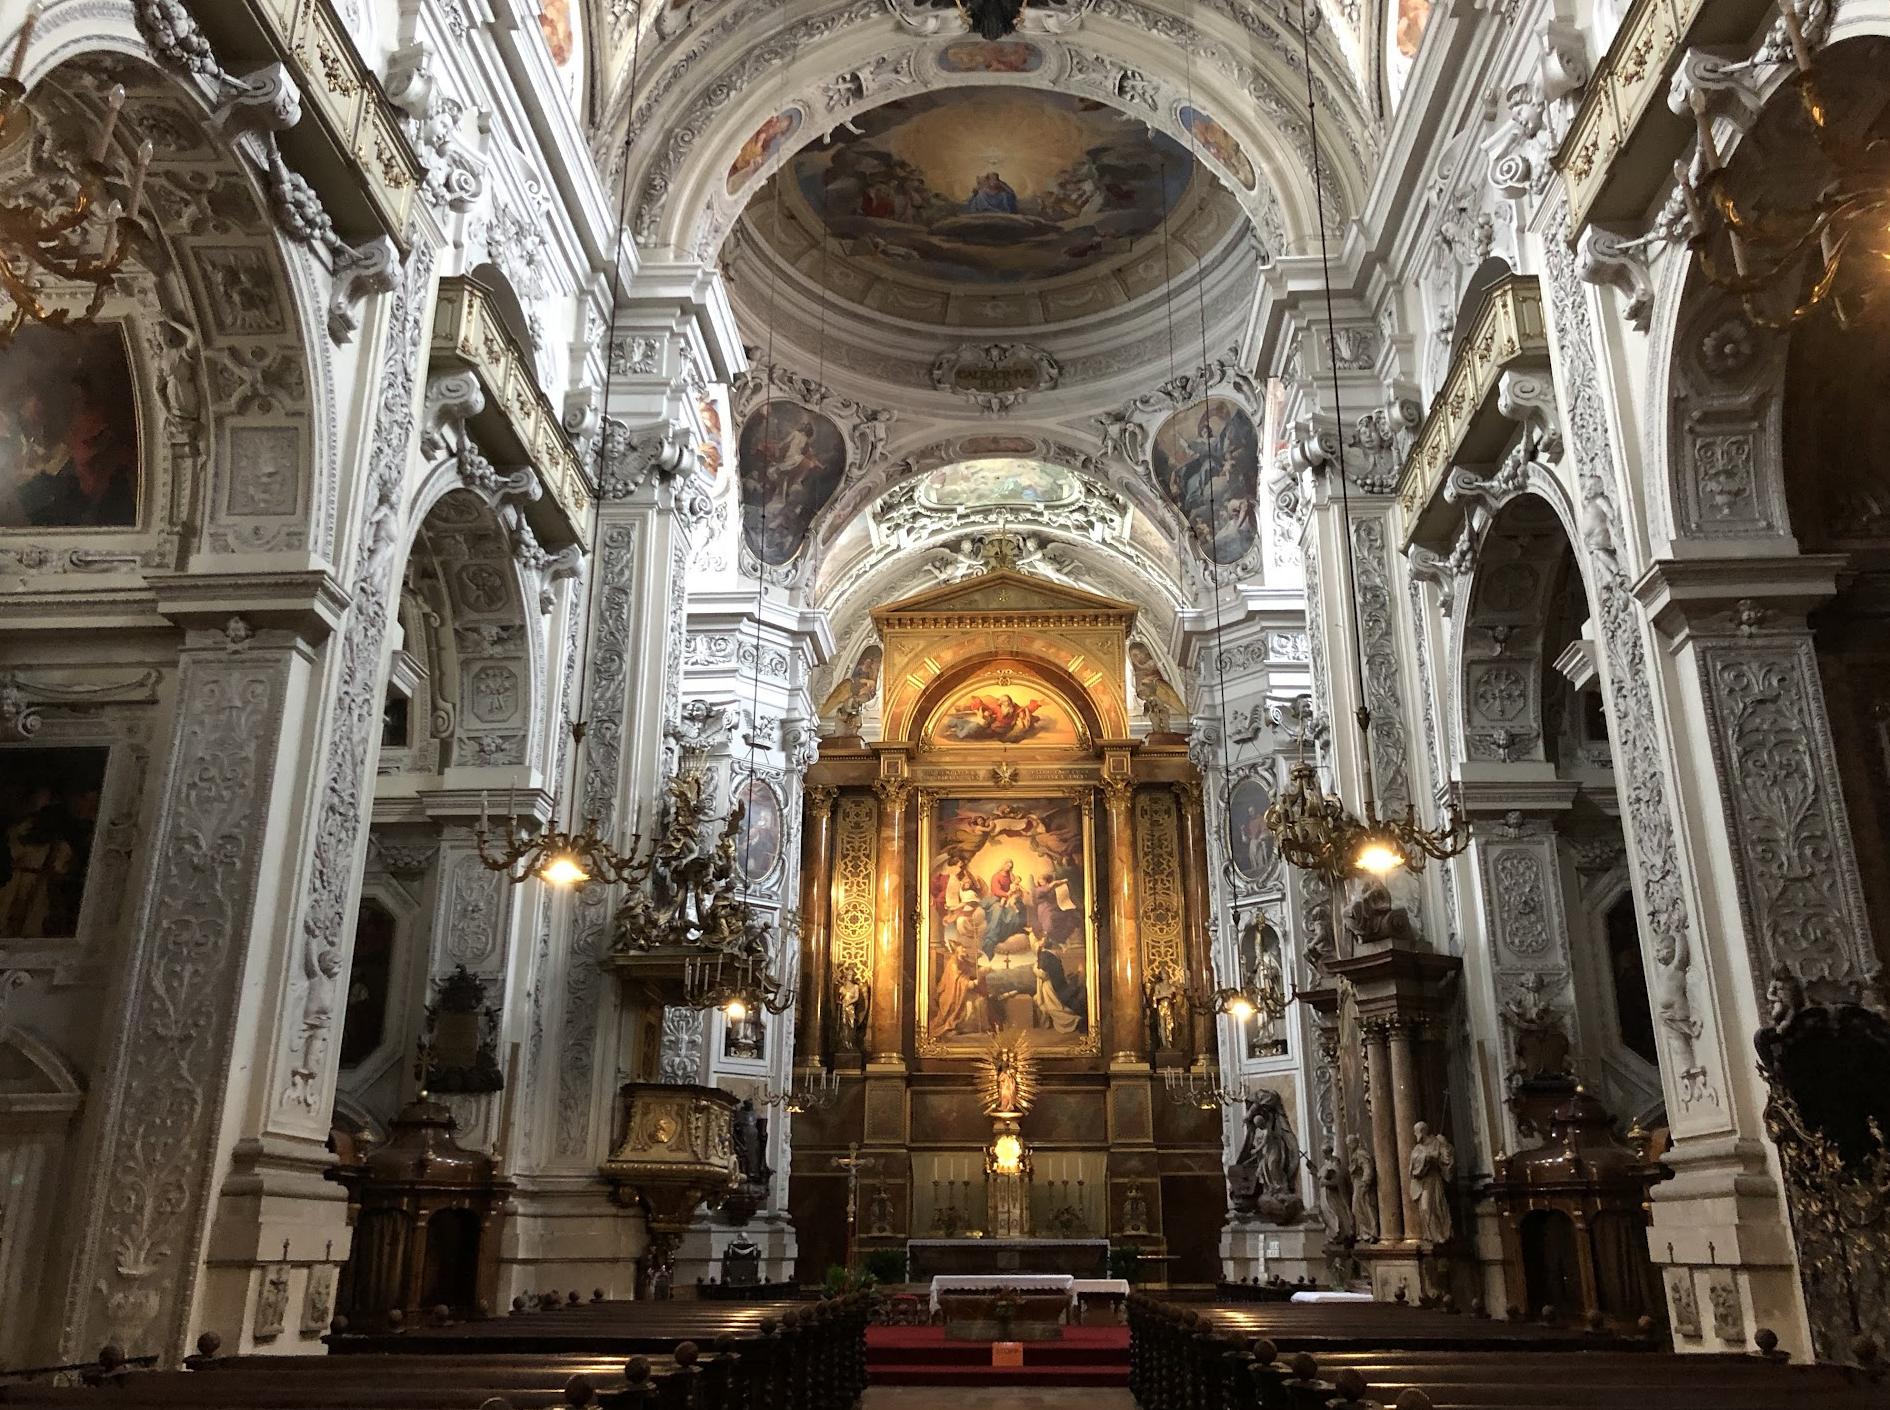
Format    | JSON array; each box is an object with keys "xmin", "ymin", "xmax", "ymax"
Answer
[{"xmin": 979, "ymin": 1031, "xmax": 1038, "ymax": 1117}]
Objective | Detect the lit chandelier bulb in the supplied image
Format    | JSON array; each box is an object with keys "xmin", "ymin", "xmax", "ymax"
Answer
[
  {"xmin": 540, "ymin": 852, "xmax": 590, "ymax": 887},
  {"xmin": 1226, "ymin": 996, "xmax": 1256, "ymax": 1022},
  {"xmin": 1353, "ymin": 839, "xmax": 1404, "ymax": 877},
  {"xmin": 724, "ymin": 997, "xmax": 748, "ymax": 1023}
]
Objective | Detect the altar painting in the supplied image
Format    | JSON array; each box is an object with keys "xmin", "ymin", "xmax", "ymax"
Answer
[
  {"xmin": 919, "ymin": 794, "xmax": 1097, "ymax": 1054},
  {"xmin": 924, "ymin": 681, "xmax": 1083, "ymax": 748},
  {"xmin": 0, "ymin": 325, "xmax": 139, "ymax": 529}
]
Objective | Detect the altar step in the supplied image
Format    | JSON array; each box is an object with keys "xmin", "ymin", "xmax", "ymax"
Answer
[{"xmin": 865, "ymin": 1326, "xmax": 1130, "ymax": 1386}]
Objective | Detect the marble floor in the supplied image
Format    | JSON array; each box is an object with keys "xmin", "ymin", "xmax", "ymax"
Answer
[{"xmin": 863, "ymin": 1392, "xmax": 1135, "ymax": 1410}]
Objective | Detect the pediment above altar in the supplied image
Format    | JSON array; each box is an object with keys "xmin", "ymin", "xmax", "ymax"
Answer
[{"xmin": 873, "ymin": 569, "xmax": 1138, "ymax": 626}]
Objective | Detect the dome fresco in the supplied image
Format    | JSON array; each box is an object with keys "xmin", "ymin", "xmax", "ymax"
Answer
[{"xmin": 918, "ymin": 458, "xmax": 1080, "ymax": 509}]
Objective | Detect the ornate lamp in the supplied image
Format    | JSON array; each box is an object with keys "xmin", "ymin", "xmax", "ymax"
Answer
[
  {"xmin": 1677, "ymin": 0, "xmax": 1890, "ymax": 329},
  {"xmin": 473, "ymin": 724, "xmax": 644, "ymax": 887},
  {"xmin": 0, "ymin": 9, "xmax": 151, "ymax": 343},
  {"xmin": 761, "ymin": 1066, "xmax": 840, "ymax": 1115}
]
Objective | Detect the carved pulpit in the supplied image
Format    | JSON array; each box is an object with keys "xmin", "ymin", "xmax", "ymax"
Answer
[{"xmin": 601, "ymin": 1082, "xmax": 743, "ymax": 1295}]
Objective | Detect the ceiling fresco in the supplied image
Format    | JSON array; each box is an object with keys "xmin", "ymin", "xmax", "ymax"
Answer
[
  {"xmin": 919, "ymin": 458, "xmax": 1080, "ymax": 509},
  {"xmin": 785, "ymin": 87, "xmax": 1199, "ymax": 288}
]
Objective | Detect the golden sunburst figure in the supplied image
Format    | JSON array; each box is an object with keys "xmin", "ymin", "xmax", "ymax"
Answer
[{"xmin": 979, "ymin": 1030, "xmax": 1038, "ymax": 1117}]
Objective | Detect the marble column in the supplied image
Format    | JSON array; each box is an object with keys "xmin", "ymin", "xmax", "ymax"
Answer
[
  {"xmin": 798, "ymin": 785, "xmax": 837, "ymax": 1067},
  {"xmin": 1388, "ymin": 1021, "xmax": 1425, "ymax": 1239},
  {"xmin": 1364, "ymin": 1021, "xmax": 1404, "ymax": 1242},
  {"xmin": 870, "ymin": 779, "xmax": 910, "ymax": 1063},
  {"xmin": 1102, "ymin": 780, "xmax": 1143, "ymax": 1062}
]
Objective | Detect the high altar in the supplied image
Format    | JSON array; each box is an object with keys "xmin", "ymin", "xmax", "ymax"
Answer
[{"xmin": 788, "ymin": 558, "xmax": 1227, "ymax": 1283}]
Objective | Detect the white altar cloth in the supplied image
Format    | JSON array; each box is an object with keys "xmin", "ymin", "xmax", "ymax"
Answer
[
  {"xmin": 1069, "ymin": 1278, "xmax": 1131, "ymax": 1300},
  {"xmin": 1290, "ymin": 1290, "xmax": 1374, "ymax": 1303},
  {"xmin": 928, "ymin": 1273, "xmax": 1075, "ymax": 1313}
]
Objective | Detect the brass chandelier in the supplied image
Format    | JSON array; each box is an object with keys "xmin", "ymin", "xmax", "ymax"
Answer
[
  {"xmin": 0, "ymin": 8, "xmax": 151, "ymax": 343},
  {"xmin": 1677, "ymin": 0, "xmax": 1890, "ymax": 329},
  {"xmin": 1263, "ymin": 0, "xmax": 1470, "ymax": 885},
  {"xmin": 473, "ymin": 723, "xmax": 641, "ymax": 888}
]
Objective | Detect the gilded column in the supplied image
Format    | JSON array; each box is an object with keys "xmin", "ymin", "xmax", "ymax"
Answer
[
  {"xmin": 870, "ymin": 779, "xmax": 911, "ymax": 1063},
  {"xmin": 1363, "ymin": 1021, "xmax": 1404, "ymax": 1242},
  {"xmin": 1103, "ymin": 778, "xmax": 1142, "ymax": 1061},
  {"xmin": 1172, "ymin": 779, "xmax": 1213, "ymax": 1000},
  {"xmin": 1388, "ymin": 1021, "xmax": 1424, "ymax": 1239},
  {"xmin": 798, "ymin": 785, "xmax": 838, "ymax": 1067}
]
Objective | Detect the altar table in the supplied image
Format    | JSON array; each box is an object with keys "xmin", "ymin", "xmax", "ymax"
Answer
[{"xmin": 928, "ymin": 1273, "xmax": 1073, "ymax": 1314}]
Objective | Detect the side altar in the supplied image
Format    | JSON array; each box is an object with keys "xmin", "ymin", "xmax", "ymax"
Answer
[{"xmin": 786, "ymin": 549, "xmax": 1231, "ymax": 1287}]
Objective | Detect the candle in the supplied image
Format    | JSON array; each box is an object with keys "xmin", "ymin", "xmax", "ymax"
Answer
[
  {"xmin": 1689, "ymin": 90, "xmax": 1721, "ymax": 173},
  {"xmin": 93, "ymin": 83, "xmax": 124, "ymax": 163},
  {"xmin": 1776, "ymin": 0, "xmax": 1814, "ymax": 74},
  {"xmin": 9, "ymin": 3, "xmax": 39, "ymax": 84},
  {"xmin": 126, "ymin": 139, "xmax": 151, "ymax": 221}
]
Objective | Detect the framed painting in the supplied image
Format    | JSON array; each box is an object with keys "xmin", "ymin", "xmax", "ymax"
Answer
[
  {"xmin": 733, "ymin": 775, "xmax": 784, "ymax": 885},
  {"xmin": 1227, "ymin": 773, "xmax": 1278, "ymax": 887},
  {"xmin": 0, "ymin": 745, "xmax": 109, "ymax": 941},
  {"xmin": 917, "ymin": 792, "xmax": 1099, "ymax": 1056},
  {"xmin": 1235, "ymin": 908, "xmax": 1288, "ymax": 1060},
  {"xmin": 921, "ymin": 678, "xmax": 1086, "ymax": 749},
  {"xmin": 0, "ymin": 324, "xmax": 140, "ymax": 530}
]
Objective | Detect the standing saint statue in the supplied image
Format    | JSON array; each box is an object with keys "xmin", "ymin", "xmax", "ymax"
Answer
[
  {"xmin": 1346, "ymin": 1135, "xmax": 1378, "ymax": 1242},
  {"xmin": 1408, "ymin": 1122, "xmax": 1456, "ymax": 1245},
  {"xmin": 1318, "ymin": 1146, "xmax": 1354, "ymax": 1243}
]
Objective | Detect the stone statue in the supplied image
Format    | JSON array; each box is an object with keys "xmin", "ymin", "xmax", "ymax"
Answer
[
  {"xmin": 1500, "ymin": 972, "xmax": 1573, "ymax": 1082},
  {"xmin": 833, "ymin": 964, "xmax": 869, "ymax": 1054},
  {"xmin": 1346, "ymin": 1135, "xmax": 1378, "ymax": 1242},
  {"xmin": 1408, "ymin": 1122, "xmax": 1455, "ymax": 1245},
  {"xmin": 1319, "ymin": 1146, "xmax": 1354, "ymax": 1242},
  {"xmin": 1765, "ymin": 963, "xmax": 1805, "ymax": 1032},
  {"xmin": 866, "ymin": 1183, "xmax": 895, "ymax": 1237},
  {"xmin": 733, "ymin": 1098, "xmax": 772, "ymax": 1196},
  {"xmin": 1228, "ymin": 1089, "xmax": 1302, "ymax": 1220},
  {"xmin": 1344, "ymin": 879, "xmax": 1418, "ymax": 951}
]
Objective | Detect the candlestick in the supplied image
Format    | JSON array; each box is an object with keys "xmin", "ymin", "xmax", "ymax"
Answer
[
  {"xmin": 126, "ymin": 139, "xmax": 151, "ymax": 222},
  {"xmin": 1689, "ymin": 90, "xmax": 1721, "ymax": 173}
]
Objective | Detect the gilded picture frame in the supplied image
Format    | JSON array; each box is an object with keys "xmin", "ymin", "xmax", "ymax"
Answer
[{"xmin": 916, "ymin": 787, "xmax": 1100, "ymax": 1057}]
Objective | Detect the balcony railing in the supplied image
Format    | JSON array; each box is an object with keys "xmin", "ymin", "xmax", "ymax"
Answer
[
  {"xmin": 1555, "ymin": 0, "xmax": 1775, "ymax": 238},
  {"xmin": 1396, "ymin": 275, "xmax": 1549, "ymax": 548},
  {"xmin": 193, "ymin": 0, "xmax": 424, "ymax": 254},
  {"xmin": 430, "ymin": 277, "xmax": 591, "ymax": 540}
]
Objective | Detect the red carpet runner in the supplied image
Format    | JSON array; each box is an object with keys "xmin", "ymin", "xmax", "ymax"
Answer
[{"xmin": 865, "ymin": 1325, "xmax": 1130, "ymax": 1386}]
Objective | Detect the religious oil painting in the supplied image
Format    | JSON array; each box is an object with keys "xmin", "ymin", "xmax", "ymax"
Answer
[
  {"xmin": 1177, "ymin": 105, "xmax": 1256, "ymax": 191},
  {"xmin": 0, "ymin": 325, "xmax": 139, "ymax": 530},
  {"xmin": 736, "ymin": 399, "xmax": 847, "ymax": 565},
  {"xmin": 0, "ymin": 746, "xmax": 108, "ymax": 941},
  {"xmin": 791, "ymin": 87, "xmax": 1194, "ymax": 286},
  {"xmin": 1397, "ymin": 0, "xmax": 1434, "ymax": 58},
  {"xmin": 937, "ymin": 40, "xmax": 1043, "ymax": 73},
  {"xmin": 726, "ymin": 108, "xmax": 803, "ymax": 195},
  {"xmin": 918, "ymin": 457, "xmax": 1078, "ymax": 510},
  {"xmin": 1228, "ymin": 774, "xmax": 1277, "ymax": 885},
  {"xmin": 925, "ymin": 680, "xmax": 1082, "ymax": 748},
  {"xmin": 733, "ymin": 775, "xmax": 784, "ymax": 884},
  {"xmin": 1149, "ymin": 396, "xmax": 1261, "ymax": 564},
  {"xmin": 920, "ymin": 793, "xmax": 1098, "ymax": 1054}
]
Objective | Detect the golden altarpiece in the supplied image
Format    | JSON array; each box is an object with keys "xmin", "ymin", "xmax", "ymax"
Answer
[{"xmin": 788, "ymin": 564, "xmax": 1228, "ymax": 1283}]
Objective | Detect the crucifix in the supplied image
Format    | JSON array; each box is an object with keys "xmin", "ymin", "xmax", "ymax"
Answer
[{"xmin": 832, "ymin": 1142, "xmax": 873, "ymax": 1269}]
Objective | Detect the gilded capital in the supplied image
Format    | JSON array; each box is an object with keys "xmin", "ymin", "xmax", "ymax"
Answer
[
  {"xmin": 806, "ymin": 783, "xmax": 838, "ymax": 811},
  {"xmin": 874, "ymin": 778, "xmax": 912, "ymax": 810}
]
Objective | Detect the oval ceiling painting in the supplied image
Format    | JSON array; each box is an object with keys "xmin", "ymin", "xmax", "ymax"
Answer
[
  {"xmin": 1149, "ymin": 397, "xmax": 1260, "ymax": 565},
  {"xmin": 727, "ymin": 109, "xmax": 803, "ymax": 196},
  {"xmin": 734, "ymin": 776, "xmax": 784, "ymax": 884},
  {"xmin": 790, "ymin": 87, "xmax": 1194, "ymax": 286},
  {"xmin": 737, "ymin": 399, "xmax": 847, "ymax": 565},
  {"xmin": 919, "ymin": 457, "xmax": 1078, "ymax": 510}
]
